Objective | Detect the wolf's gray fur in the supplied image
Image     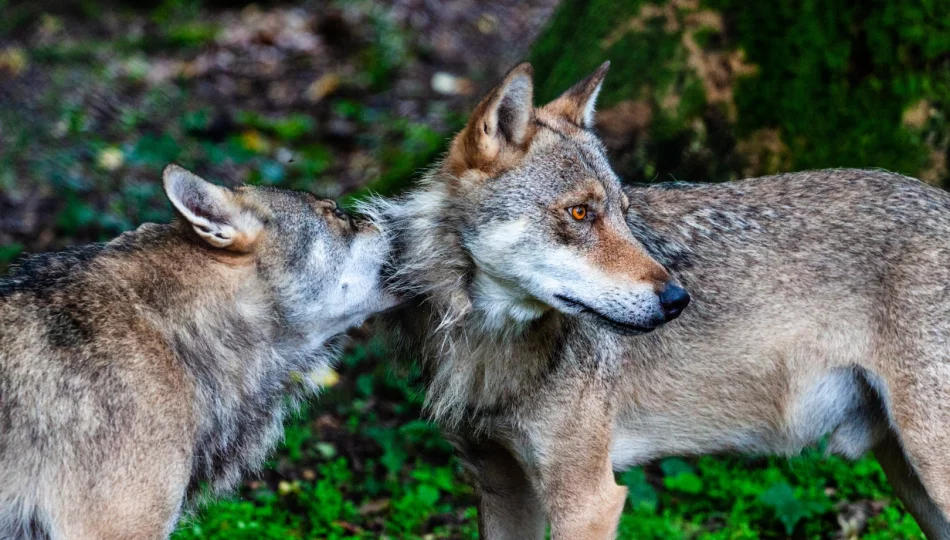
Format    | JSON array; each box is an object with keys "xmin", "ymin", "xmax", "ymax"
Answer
[
  {"xmin": 370, "ymin": 64, "xmax": 950, "ymax": 539},
  {"xmin": 0, "ymin": 165, "xmax": 395, "ymax": 539}
]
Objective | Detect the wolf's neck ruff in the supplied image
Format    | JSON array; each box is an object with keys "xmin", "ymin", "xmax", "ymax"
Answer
[
  {"xmin": 469, "ymin": 270, "xmax": 552, "ymax": 332},
  {"xmin": 373, "ymin": 181, "xmax": 556, "ymax": 333},
  {"xmin": 162, "ymin": 258, "xmax": 339, "ymax": 500},
  {"xmin": 367, "ymin": 177, "xmax": 575, "ymax": 429}
]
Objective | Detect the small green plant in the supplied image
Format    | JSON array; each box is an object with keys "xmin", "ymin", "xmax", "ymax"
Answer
[
  {"xmin": 758, "ymin": 482, "xmax": 830, "ymax": 534},
  {"xmin": 0, "ymin": 244, "xmax": 23, "ymax": 271}
]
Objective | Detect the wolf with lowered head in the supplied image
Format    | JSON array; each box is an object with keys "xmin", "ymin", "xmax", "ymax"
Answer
[
  {"xmin": 0, "ymin": 165, "xmax": 395, "ymax": 539},
  {"xmin": 369, "ymin": 63, "xmax": 950, "ymax": 539}
]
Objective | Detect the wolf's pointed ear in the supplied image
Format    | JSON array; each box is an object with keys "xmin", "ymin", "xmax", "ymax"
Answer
[
  {"xmin": 162, "ymin": 164, "xmax": 261, "ymax": 252},
  {"xmin": 447, "ymin": 63, "xmax": 535, "ymax": 176},
  {"xmin": 543, "ymin": 61, "xmax": 610, "ymax": 129}
]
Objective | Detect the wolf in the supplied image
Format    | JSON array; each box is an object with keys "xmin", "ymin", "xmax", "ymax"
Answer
[
  {"xmin": 367, "ymin": 62, "xmax": 950, "ymax": 539},
  {"xmin": 0, "ymin": 165, "xmax": 396, "ymax": 539}
]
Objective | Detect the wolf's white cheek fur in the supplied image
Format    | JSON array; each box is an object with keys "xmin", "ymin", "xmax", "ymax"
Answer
[
  {"xmin": 337, "ymin": 233, "xmax": 398, "ymax": 316},
  {"xmin": 468, "ymin": 218, "xmax": 663, "ymax": 329},
  {"xmin": 467, "ymin": 218, "xmax": 530, "ymax": 272},
  {"xmin": 467, "ymin": 219, "xmax": 552, "ymax": 331},
  {"xmin": 287, "ymin": 233, "xmax": 394, "ymax": 341}
]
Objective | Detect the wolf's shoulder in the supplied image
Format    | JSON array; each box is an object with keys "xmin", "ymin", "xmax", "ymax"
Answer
[
  {"xmin": 0, "ymin": 243, "xmax": 107, "ymax": 298},
  {"xmin": 0, "ymin": 223, "xmax": 174, "ymax": 299}
]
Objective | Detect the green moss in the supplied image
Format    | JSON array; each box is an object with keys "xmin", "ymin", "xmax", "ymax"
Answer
[
  {"xmin": 707, "ymin": 0, "xmax": 948, "ymax": 175},
  {"xmin": 530, "ymin": 0, "xmax": 735, "ymax": 183},
  {"xmin": 532, "ymin": 0, "xmax": 685, "ymax": 108},
  {"xmin": 530, "ymin": 0, "xmax": 950, "ymax": 185}
]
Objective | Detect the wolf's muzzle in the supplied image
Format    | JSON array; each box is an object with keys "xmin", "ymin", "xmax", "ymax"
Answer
[{"xmin": 657, "ymin": 282, "xmax": 690, "ymax": 322}]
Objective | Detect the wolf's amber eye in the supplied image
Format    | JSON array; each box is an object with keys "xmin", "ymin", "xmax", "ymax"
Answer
[{"xmin": 569, "ymin": 205, "xmax": 588, "ymax": 221}]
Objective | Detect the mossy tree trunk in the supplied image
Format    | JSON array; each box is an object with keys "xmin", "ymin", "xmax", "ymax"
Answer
[{"xmin": 530, "ymin": 0, "xmax": 950, "ymax": 186}]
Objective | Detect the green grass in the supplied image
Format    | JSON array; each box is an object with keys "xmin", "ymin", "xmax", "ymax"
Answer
[
  {"xmin": 167, "ymin": 342, "xmax": 923, "ymax": 539},
  {"xmin": 171, "ymin": 341, "xmax": 480, "ymax": 540}
]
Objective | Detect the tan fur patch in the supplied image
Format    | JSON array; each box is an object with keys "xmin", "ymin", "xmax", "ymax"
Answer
[
  {"xmin": 589, "ymin": 222, "xmax": 670, "ymax": 287},
  {"xmin": 534, "ymin": 108, "xmax": 587, "ymax": 138},
  {"xmin": 542, "ymin": 100, "xmax": 587, "ymax": 129}
]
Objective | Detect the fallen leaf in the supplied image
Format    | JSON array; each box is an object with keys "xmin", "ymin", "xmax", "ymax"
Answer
[
  {"xmin": 431, "ymin": 72, "xmax": 474, "ymax": 96},
  {"xmin": 358, "ymin": 498, "xmax": 391, "ymax": 515},
  {"xmin": 277, "ymin": 480, "xmax": 296, "ymax": 495},
  {"xmin": 306, "ymin": 73, "xmax": 342, "ymax": 103},
  {"xmin": 240, "ymin": 130, "xmax": 271, "ymax": 154},
  {"xmin": 902, "ymin": 99, "xmax": 931, "ymax": 129},
  {"xmin": 0, "ymin": 47, "xmax": 29, "ymax": 77},
  {"xmin": 308, "ymin": 366, "xmax": 340, "ymax": 387},
  {"xmin": 97, "ymin": 147, "xmax": 125, "ymax": 171},
  {"xmin": 477, "ymin": 13, "xmax": 499, "ymax": 34}
]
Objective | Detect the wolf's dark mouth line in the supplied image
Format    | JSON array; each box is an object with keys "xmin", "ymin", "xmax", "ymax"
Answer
[{"xmin": 552, "ymin": 294, "xmax": 655, "ymax": 333}]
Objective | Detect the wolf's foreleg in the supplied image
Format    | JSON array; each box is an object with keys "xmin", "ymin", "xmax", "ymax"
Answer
[
  {"xmin": 453, "ymin": 436, "xmax": 547, "ymax": 539},
  {"xmin": 526, "ymin": 378, "xmax": 626, "ymax": 540},
  {"xmin": 539, "ymin": 454, "xmax": 625, "ymax": 540}
]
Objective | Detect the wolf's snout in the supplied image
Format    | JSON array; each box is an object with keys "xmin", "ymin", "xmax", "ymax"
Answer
[{"xmin": 657, "ymin": 282, "xmax": 690, "ymax": 322}]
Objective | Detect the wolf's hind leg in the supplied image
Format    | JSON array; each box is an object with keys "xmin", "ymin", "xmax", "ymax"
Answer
[
  {"xmin": 874, "ymin": 430, "xmax": 950, "ymax": 539},
  {"xmin": 879, "ymin": 355, "xmax": 950, "ymax": 535},
  {"xmin": 453, "ymin": 437, "xmax": 547, "ymax": 540}
]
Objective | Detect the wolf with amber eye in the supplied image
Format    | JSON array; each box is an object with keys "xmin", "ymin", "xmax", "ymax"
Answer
[{"xmin": 368, "ymin": 61, "xmax": 950, "ymax": 540}]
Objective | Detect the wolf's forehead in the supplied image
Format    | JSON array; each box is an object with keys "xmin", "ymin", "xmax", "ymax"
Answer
[
  {"xmin": 526, "ymin": 127, "xmax": 619, "ymax": 191},
  {"xmin": 248, "ymin": 186, "xmax": 314, "ymax": 208},
  {"xmin": 244, "ymin": 187, "xmax": 324, "ymax": 225},
  {"xmin": 531, "ymin": 124, "xmax": 611, "ymax": 169}
]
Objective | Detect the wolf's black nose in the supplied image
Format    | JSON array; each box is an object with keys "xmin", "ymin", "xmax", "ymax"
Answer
[{"xmin": 658, "ymin": 283, "xmax": 690, "ymax": 321}]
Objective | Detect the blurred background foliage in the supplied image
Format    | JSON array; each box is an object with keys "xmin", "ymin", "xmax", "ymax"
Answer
[
  {"xmin": 532, "ymin": 0, "xmax": 950, "ymax": 186},
  {"xmin": 1, "ymin": 0, "xmax": 948, "ymax": 537}
]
